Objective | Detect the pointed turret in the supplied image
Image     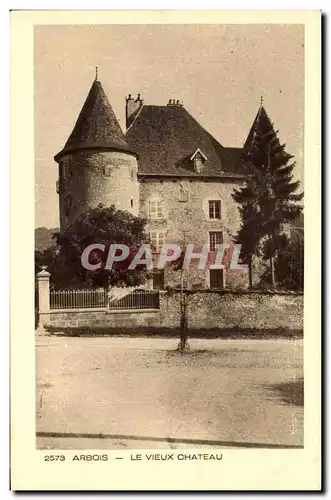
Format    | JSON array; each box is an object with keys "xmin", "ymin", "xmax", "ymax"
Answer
[
  {"xmin": 54, "ymin": 79, "xmax": 134, "ymax": 162},
  {"xmin": 243, "ymin": 98, "xmax": 274, "ymax": 153},
  {"xmin": 54, "ymin": 77, "xmax": 139, "ymax": 231}
]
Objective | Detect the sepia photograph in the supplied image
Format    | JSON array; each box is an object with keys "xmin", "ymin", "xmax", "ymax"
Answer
[
  {"xmin": 8, "ymin": 7, "xmax": 322, "ymax": 490},
  {"xmin": 34, "ymin": 22, "xmax": 306, "ymax": 452}
]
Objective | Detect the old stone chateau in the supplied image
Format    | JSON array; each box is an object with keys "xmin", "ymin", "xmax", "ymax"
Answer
[{"xmin": 54, "ymin": 76, "xmax": 267, "ymax": 290}]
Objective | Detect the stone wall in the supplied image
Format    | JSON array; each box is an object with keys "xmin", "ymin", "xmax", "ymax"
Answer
[
  {"xmin": 45, "ymin": 291, "xmax": 303, "ymax": 333},
  {"xmin": 46, "ymin": 309, "xmax": 161, "ymax": 329},
  {"xmin": 159, "ymin": 291, "xmax": 303, "ymax": 331},
  {"xmin": 59, "ymin": 150, "xmax": 139, "ymax": 230}
]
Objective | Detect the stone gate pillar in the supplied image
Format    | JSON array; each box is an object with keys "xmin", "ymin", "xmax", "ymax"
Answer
[{"xmin": 36, "ymin": 267, "xmax": 51, "ymax": 333}]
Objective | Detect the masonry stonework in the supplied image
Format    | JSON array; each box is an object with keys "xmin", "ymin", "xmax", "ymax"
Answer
[
  {"xmin": 59, "ymin": 151, "xmax": 139, "ymax": 229},
  {"xmin": 139, "ymin": 177, "xmax": 247, "ymax": 287},
  {"xmin": 45, "ymin": 291, "xmax": 303, "ymax": 333},
  {"xmin": 140, "ymin": 178, "xmax": 243, "ymax": 241},
  {"xmin": 159, "ymin": 291, "xmax": 303, "ymax": 331}
]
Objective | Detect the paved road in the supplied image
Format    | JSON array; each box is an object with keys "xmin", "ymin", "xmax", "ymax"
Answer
[{"xmin": 36, "ymin": 336, "xmax": 303, "ymax": 449}]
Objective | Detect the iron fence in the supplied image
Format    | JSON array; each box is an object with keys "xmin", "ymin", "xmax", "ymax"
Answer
[
  {"xmin": 50, "ymin": 288, "xmax": 107, "ymax": 310},
  {"xmin": 108, "ymin": 290, "xmax": 160, "ymax": 310}
]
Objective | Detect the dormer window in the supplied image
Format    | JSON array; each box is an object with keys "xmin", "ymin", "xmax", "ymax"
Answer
[{"xmin": 190, "ymin": 148, "xmax": 207, "ymax": 173}]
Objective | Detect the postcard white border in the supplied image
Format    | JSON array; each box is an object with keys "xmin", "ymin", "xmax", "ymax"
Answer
[{"xmin": 10, "ymin": 10, "xmax": 321, "ymax": 491}]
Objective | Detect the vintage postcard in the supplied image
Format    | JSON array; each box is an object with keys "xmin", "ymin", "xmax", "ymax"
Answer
[{"xmin": 11, "ymin": 10, "xmax": 321, "ymax": 491}]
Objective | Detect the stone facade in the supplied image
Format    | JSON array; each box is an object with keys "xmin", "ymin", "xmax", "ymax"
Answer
[
  {"xmin": 139, "ymin": 177, "xmax": 243, "ymax": 243},
  {"xmin": 139, "ymin": 177, "xmax": 247, "ymax": 288},
  {"xmin": 58, "ymin": 150, "xmax": 139, "ymax": 229}
]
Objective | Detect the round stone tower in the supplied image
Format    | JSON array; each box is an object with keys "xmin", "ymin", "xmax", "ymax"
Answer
[{"xmin": 54, "ymin": 77, "xmax": 139, "ymax": 231}]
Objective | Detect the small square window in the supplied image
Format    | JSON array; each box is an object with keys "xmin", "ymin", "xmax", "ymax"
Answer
[{"xmin": 104, "ymin": 165, "xmax": 112, "ymax": 177}]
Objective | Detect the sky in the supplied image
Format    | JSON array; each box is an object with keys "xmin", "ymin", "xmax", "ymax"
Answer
[{"xmin": 34, "ymin": 24, "xmax": 304, "ymax": 228}]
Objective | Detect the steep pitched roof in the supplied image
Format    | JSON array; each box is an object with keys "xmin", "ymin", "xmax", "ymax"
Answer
[
  {"xmin": 54, "ymin": 80, "xmax": 134, "ymax": 162},
  {"xmin": 125, "ymin": 105, "xmax": 244, "ymax": 178}
]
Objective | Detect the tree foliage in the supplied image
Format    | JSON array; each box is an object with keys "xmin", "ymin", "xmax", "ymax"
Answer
[
  {"xmin": 260, "ymin": 233, "xmax": 304, "ymax": 290},
  {"xmin": 232, "ymin": 106, "xmax": 303, "ymax": 286},
  {"xmin": 35, "ymin": 204, "xmax": 151, "ymax": 289}
]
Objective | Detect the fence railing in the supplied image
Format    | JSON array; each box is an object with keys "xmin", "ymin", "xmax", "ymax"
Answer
[
  {"xmin": 108, "ymin": 290, "xmax": 160, "ymax": 310},
  {"xmin": 49, "ymin": 288, "xmax": 160, "ymax": 311},
  {"xmin": 50, "ymin": 288, "xmax": 107, "ymax": 310}
]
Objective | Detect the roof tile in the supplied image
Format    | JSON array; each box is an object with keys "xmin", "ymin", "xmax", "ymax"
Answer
[
  {"xmin": 55, "ymin": 80, "xmax": 134, "ymax": 162},
  {"xmin": 126, "ymin": 105, "xmax": 244, "ymax": 178}
]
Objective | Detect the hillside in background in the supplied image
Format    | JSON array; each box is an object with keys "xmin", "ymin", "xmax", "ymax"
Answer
[{"xmin": 35, "ymin": 227, "xmax": 59, "ymax": 252}]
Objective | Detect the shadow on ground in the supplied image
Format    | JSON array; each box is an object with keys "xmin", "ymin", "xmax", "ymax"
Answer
[
  {"xmin": 44, "ymin": 326, "xmax": 303, "ymax": 339},
  {"xmin": 266, "ymin": 378, "xmax": 304, "ymax": 406}
]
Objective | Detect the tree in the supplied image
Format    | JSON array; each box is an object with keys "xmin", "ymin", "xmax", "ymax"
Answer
[
  {"xmin": 232, "ymin": 104, "xmax": 303, "ymax": 288},
  {"xmin": 260, "ymin": 233, "xmax": 304, "ymax": 291},
  {"xmin": 168, "ymin": 248, "xmax": 189, "ymax": 352},
  {"xmin": 36, "ymin": 204, "xmax": 151, "ymax": 289}
]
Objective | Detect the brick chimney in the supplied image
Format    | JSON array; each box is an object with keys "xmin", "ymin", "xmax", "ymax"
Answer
[
  {"xmin": 167, "ymin": 98, "xmax": 184, "ymax": 107},
  {"xmin": 126, "ymin": 94, "xmax": 144, "ymax": 129}
]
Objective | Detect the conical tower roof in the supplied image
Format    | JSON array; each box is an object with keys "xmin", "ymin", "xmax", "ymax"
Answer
[
  {"xmin": 54, "ymin": 79, "xmax": 135, "ymax": 161},
  {"xmin": 243, "ymin": 100, "xmax": 274, "ymax": 153}
]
